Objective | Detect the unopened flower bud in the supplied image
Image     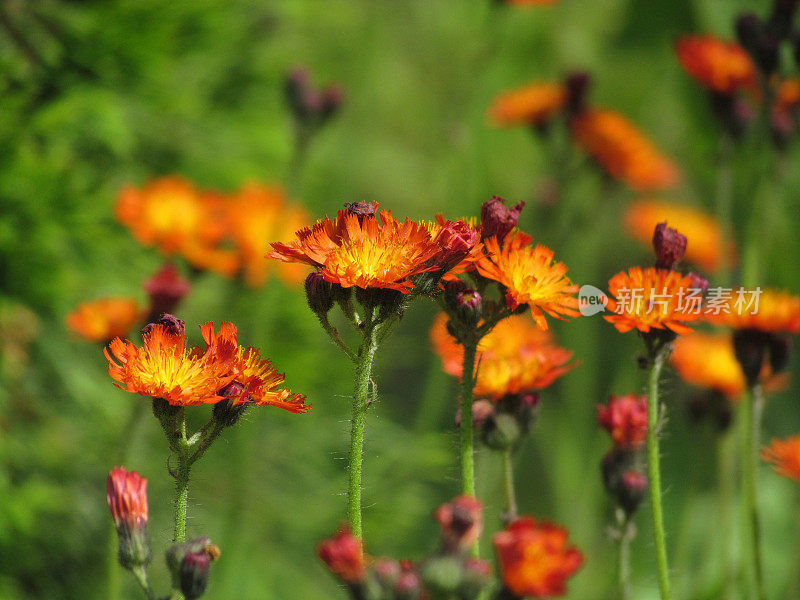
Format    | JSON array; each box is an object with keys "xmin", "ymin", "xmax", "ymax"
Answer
[
  {"xmin": 686, "ymin": 272, "xmax": 710, "ymax": 296},
  {"xmin": 565, "ymin": 71, "xmax": 592, "ymax": 115},
  {"xmin": 652, "ymin": 222, "xmax": 687, "ymax": 270},
  {"xmin": 142, "ymin": 313, "xmax": 185, "ymax": 338},
  {"xmin": 597, "ymin": 394, "xmax": 648, "ymax": 450},
  {"xmin": 480, "ymin": 196, "xmax": 525, "ymax": 244},
  {"xmin": 285, "ymin": 67, "xmax": 311, "ymax": 119},
  {"xmin": 395, "ymin": 566, "xmax": 423, "ymax": 600},
  {"xmin": 771, "ymin": 110, "xmax": 794, "ymax": 150},
  {"xmin": 345, "ymin": 201, "xmax": 378, "ymax": 221},
  {"xmin": 212, "ymin": 385, "xmax": 249, "ymax": 427},
  {"xmin": 144, "ymin": 264, "xmax": 190, "ymax": 319},
  {"xmin": 460, "ymin": 558, "xmax": 492, "ymax": 600},
  {"xmin": 435, "ymin": 495, "xmax": 483, "ymax": 554},
  {"xmin": 305, "ymin": 272, "xmax": 336, "ymax": 315},
  {"xmin": 480, "ymin": 412, "xmax": 522, "ymax": 451},
  {"xmin": 600, "ymin": 447, "xmax": 635, "ymax": 496},
  {"xmin": 107, "ymin": 467, "xmax": 151, "ymax": 569},
  {"xmin": 317, "ymin": 526, "xmax": 366, "ymax": 585},
  {"xmin": 420, "ymin": 555, "xmax": 463, "ymax": 596},
  {"xmin": 373, "ymin": 558, "xmax": 401, "ymax": 589},
  {"xmin": 768, "ymin": 335, "xmax": 792, "ymax": 374},
  {"xmin": 618, "ymin": 470, "xmax": 648, "ymax": 516},
  {"xmin": 733, "ymin": 328, "xmax": 769, "ymax": 386},
  {"xmin": 434, "ymin": 220, "xmax": 479, "ymax": 272},
  {"xmin": 166, "ymin": 537, "xmax": 219, "ymax": 593},
  {"xmin": 320, "ymin": 84, "xmax": 344, "ymax": 121},
  {"xmin": 180, "ymin": 551, "xmax": 210, "ymax": 600}
]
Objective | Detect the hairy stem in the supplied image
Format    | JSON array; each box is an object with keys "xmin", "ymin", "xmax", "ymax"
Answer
[
  {"xmin": 173, "ymin": 408, "xmax": 191, "ymax": 544},
  {"xmin": 742, "ymin": 384, "xmax": 766, "ymax": 600},
  {"xmin": 617, "ymin": 511, "xmax": 632, "ymax": 600},
  {"xmin": 318, "ymin": 314, "xmax": 357, "ymax": 362},
  {"xmin": 460, "ymin": 338, "xmax": 479, "ymax": 557},
  {"xmin": 646, "ymin": 346, "xmax": 671, "ymax": 600},
  {"xmin": 501, "ymin": 449, "xmax": 518, "ymax": 522}
]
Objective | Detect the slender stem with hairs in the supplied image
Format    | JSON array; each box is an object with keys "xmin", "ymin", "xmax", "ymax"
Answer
[
  {"xmin": 742, "ymin": 384, "xmax": 766, "ymax": 600},
  {"xmin": 501, "ymin": 449, "xmax": 518, "ymax": 522},
  {"xmin": 617, "ymin": 509, "xmax": 633, "ymax": 600}
]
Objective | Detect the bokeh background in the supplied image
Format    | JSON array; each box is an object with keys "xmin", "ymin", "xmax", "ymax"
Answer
[{"xmin": 2, "ymin": 0, "xmax": 800, "ymax": 598}]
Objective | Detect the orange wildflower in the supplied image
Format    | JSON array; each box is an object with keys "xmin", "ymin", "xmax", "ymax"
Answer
[
  {"xmin": 67, "ymin": 298, "xmax": 141, "ymax": 343},
  {"xmin": 199, "ymin": 322, "xmax": 309, "ymax": 413},
  {"xmin": 476, "ymin": 231, "xmax": 579, "ymax": 329},
  {"xmin": 493, "ymin": 517, "xmax": 583, "ymax": 598},
  {"xmin": 705, "ymin": 289, "xmax": 800, "ymax": 334},
  {"xmin": 762, "ymin": 435, "xmax": 800, "ymax": 483},
  {"xmin": 570, "ymin": 109, "xmax": 679, "ymax": 192},
  {"xmin": 430, "ymin": 313, "xmax": 575, "ymax": 399},
  {"xmin": 226, "ymin": 183, "xmax": 309, "ymax": 288},
  {"xmin": 670, "ymin": 332, "xmax": 746, "ymax": 397},
  {"xmin": 116, "ymin": 176, "xmax": 238, "ymax": 276},
  {"xmin": 675, "ymin": 35, "xmax": 757, "ymax": 95},
  {"xmin": 775, "ymin": 78, "xmax": 800, "ymax": 115},
  {"xmin": 488, "ymin": 82, "xmax": 566, "ymax": 127},
  {"xmin": 623, "ymin": 199, "xmax": 732, "ymax": 272},
  {"xmin": 604, "ymin": 267, "xmax": 701, "ymax": 334}
]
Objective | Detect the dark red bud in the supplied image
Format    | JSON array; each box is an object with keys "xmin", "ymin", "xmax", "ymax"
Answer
[
  {"xmin": 180, "ymin": 552, "xmax": 210, "ymax": 600},
  {"xmin": 565, "ymin": 71, "xmax": 592, "ymax": 114},
  {"xmin": 652, "ymin": 222, "xmax": 687, "ymax": 270},
  {"xmin": 144, "ymin": 264, "xmax": 190, "ymax": 318},
  {"xmin": 480, "ymin": 196, "xmax": 525, "ymax": 244},
  {"xmin": 142, "ymin": 313, "xmax": 185, "ymax": 339},
  {"xmin": 618, "ymin": 470, "xmax": 648, "ymax": 515}
]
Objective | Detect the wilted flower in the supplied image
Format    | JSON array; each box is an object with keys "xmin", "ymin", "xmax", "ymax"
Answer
[
  {"xmin": 480, "ymin": 196, "xmax": 525, "ymax": 245},
  {"xmin": 652, "ymin": 222, "xmax": 688, "ymax": 270},
  {"xmin": 67, "ymin": 298, "xmax": 141, "ymax": 344}
]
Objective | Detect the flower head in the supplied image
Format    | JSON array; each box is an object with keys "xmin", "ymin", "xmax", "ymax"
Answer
[
  {"xmin": 570, "ymin": 109, "xmax": 679, "ymax": 192},
  {"xmin": 670, "ymin": 332, "xmax": 746, "ymax": 397},
  {"xmin": 597, "ymin": 394, "xmax": 648, "ymax": 449},
  {"xmin": 604, "ymin": 267, "xmax": 701, "ymax": 334},
  {"xmin": 107, "ymin": 466, "xmax": 151, "ymax": 568},
  {"xmin": 317, "ymin": 526, "xmax": 366, "ymax": 584},
  {"xmin": 476, "ymin": 232, "xmax": 579, "ymax": 330},
  {"xmin": 480, "ymin": 196, "xmax": 525, "ymax": 245},
  {"xmin": 431, "ymin": 314, "xmax": 575, "ymax": 400},
  {"xmin": 624, "ymin": 200, "xmax": 731, "ymax": 272},
  {"xmin": 675, "ymin": 35, "xmax": 757, "ymax": 95},
  {"xmin": 762, "ymin": 435, "xmax": 800, "ymax": 482},
  {"xmin": 493, "ymin": 517, "xmax": 583, "ymax": 598},
  {"xmin": 705, "ymin": 289, "xmax": 800, "ymax": 334},
  {"xmin": 488, "ymin": 83, "xmax": 566, "ymax": 127},
  {"xmin": 67, "ymin": 298, "xmax": 141, "ymax": 344}
]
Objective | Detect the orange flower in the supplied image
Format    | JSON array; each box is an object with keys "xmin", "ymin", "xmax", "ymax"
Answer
[
  {"xmin": 67, "ymin": 298, "xmax": 141, "ymax": 343},
  {"xmin": 105, "ymin": 322, "xmax": 237, "ymax": 406},
  {"xmin": 604, "ymin": 267, "xmax": 701, "ymax": 334},
  {"xmin": 597, "ymin": 394, "xmax": 648, "ymax": 449},
  {"xmin": 493, "ymin": 517, "xmax": 583, "ymax": 598},
  {"xmin": 705, "ymin": 289, "xmax": 800, "ymax": 334},
  {"xmin": 675, "ymin": 35, "xmax": 757, "ymax": 95},
  {"xmin": 623, "ymin": 199, "xmax": 732, "ymax": 272},
  {"xmin": 116, "ymin": 176, "xmax": 238, "ymax": 276},
  {"xmin": 775, "ymin": 78, "xmax": 800, "ymax": 115},
  {"xmin": 476, "ymin": 232, "xmax": 579, "ymax": 330},
  {"xmin": 670, "ymin": 332, "xmax": 746, "ymax": 397},
  {"xmin": 488, "ymin": 83, "xmax": 566, "ymax": 126},
  {"xmin": 430, "ymin": 313, "xmax": 575, "ymax": 399},
  {"xmin": 199, "ymin": 322, "xmax": 309, "ymax": 413},
  {"xmin": 226, "ymin": 183, "xmax": 309, "ymax": 288},
  {"xmin": 570, "ymin": 109, "xmax": 679, "ymax": 192},
  {"xmin": 762, "ymin": 435, "xmax": 800, "ymax": 482}
]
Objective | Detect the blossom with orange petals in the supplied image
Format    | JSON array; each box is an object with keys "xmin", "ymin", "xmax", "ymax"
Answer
[
  {"xmin": 604, "ymin": 267, "xmax": 701, "ymax": 334},
  {"xmin": 476, "ymin": 232, "xmax": 579, "ymax": 329},
  {"xmin": 430, "ymin": 313, "xmax": 575, "ymax": 399},
  {"xmin": 597, "ymin": 394, "xmax": 648, "ymax": 449},
  {"xmin": 675, "ymin": 35, "xmax": 757, "ymax": 95},
  {"xmin": 570, "ymin": 109, "xmax": 679, "ymax": 192},
  {"xmin": 67, "ymin": 298, "xmax": 141, "ymax": 343},
  {"xmin": 116, "ymin": 176, "xmax": 238, "ymax": 276},
  {"xmin": 488, "ymin": 83, "xmax": 566, "ymax": 127},
  {"xmin": 705, "ymin": 289, "xmax": 800, "ymax": 334},
  {"xmin": 623, "ymin": 199, "xmax": 731, "ymax": 272},
  {"xmin": 226, "ymin": 183, "xmax": 309, "ymax": 288},
  {"xmin": 670, "ymin": 332, "xmax": 746, "ymax": 397},
  {"xmin": 317, "ymin": 526, "xmax": 366, "ymax": 584},
  {"xmin": 493, "ymin": 517, "xmax": 583, "ymax": 598},
  {"xmin": 762, "ymin": 435, "xmax": 800, "ymax": 482}
]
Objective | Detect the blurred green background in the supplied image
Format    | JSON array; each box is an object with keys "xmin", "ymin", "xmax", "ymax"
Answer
[{"xmin": 2, "ymin": 0, "xmax": 800, "ymax": 598}]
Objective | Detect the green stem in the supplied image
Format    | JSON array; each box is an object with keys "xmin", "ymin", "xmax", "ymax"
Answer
[
  {"xmin": 714, "ymin": 134, "xmax": 733, "ymax": 287},
  {"xmin": 460, "ymin": 340, "xmax": 478, "ymax": 499},
  {"xmin": 348, "ymin": 316, "xmax": 380, "ymax": 538},
  {"xmin": 131, "ymin": 565, "xmax": 155, "ymax": 600},
  {"xmin": 617, "ymin": 510, "xmax": 632, "ymax": 600},
  {"xmin": 317, "ymin": 314, "xmax": 357, "ymax": 362},
  {"xmin": 646, "ymin": 345, "xmax": 671, "ymax": 600},
  {"xmin": 718, "ymin": 428, "xmax": 738, "ymax": 600},
  {"xmin": 742, "ymin": 384, "xmax": 766, "ymax": 600},
  {"xmin": 173, "ymin": 408, "xmax": 191, "ymax": 544},
  {"xmin": 501, "ymin": 449, "xmax": 518, "ymax": 522}
]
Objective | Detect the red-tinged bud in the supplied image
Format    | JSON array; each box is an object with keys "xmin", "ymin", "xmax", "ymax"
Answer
[
  {"xmin": 652, "ymin": 222, "xmax": 687, "ymax": 270},
  {"xmin": 455, "ymin": 399, "xmax": 495, "ymax": 429},
  {"xmin": 772, "ymin": 110, "xmax": 794, "ymax": 150},
  {"xmin": 565, "ymin": 71, "xmax": 592, "ymax": 115},
  {"xmin": 733, "ymin": 328, "xmax": 771, "ymax": 386},
  {"xmin": 107, "ymin": 467, "xmax": 151, "ymax": 569},
  {"xmin": 321, "ymin": 84, "xmax": 345, "ymax": 121},
  {"xmin": 618, "ymin": 470, "xmax": 648, "ymax": 516},
  {"xmin": 601, "ymin": 447, "xmax": 634, "ymax": 495},
  {"xmin": 285, "ymin": 67, "xmax": 312, "ymax": 119},
  {"xmin": 597, "ymin": 394, "xmax": 648, "ymax": 450},
  {"xmin": 212, "ymin": 385, "xmax": 250, "ymax": 427},
  {"xmin": 434, "ymin": 495, "xmax": 483, "ymax": 554},
  {"xmin": 180, "ymin": 552, "xmax": 210, "ymax": 600},
  {"xmin": 396, "ymin": 567, "xmax": 423, "ymax": 600},
  {"xmin": 480, "ymin": 196, "xmax": 525, "ymax": 244},
  {"xmin": 373, "ymin": 558, "xmax": 402, "ymax": 589},
  {"xmin": 317, "ymin": 526, "xmax": 366, "ymax": 585},
  {"xmin": 434, "ymin": 220, "xmax": 480, "ymax": 271},
  {"xmin": 142, "ymin": 313, "xmax": 185, "ymax": 339},
  {"xmin": 686, "ymin": 272, "xmax": 710, "ymax": 296},
  {"xmin": 305, "ymin": 272, "xmax": 336, "ymax": 315},
  {"xmin": 345, "ymin": 201, "xmax": 378, "ymax": 221},
  {"xmin": 144, "ymin": 264, "xmax": 190, "ymax": 319}
]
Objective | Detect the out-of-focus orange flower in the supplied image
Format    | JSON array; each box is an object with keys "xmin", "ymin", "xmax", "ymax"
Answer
[
  {"xmin": 270, "ymin": 207, "xmax": 476, "ymax": 293},
  {"xmin": 317, "ymin": 526, "xmax": 366, "ymax": 584},
  {"xmin": 775, "ymin": 78, "xmax": 800, "ymax": 115},
  {"xmin": 67, "ymin": 298, "xmax": 141, "ymax": 343},
  {"xmin": 227, "ymin": 183, "xmax": 309, "ymax": 288},
  {"xmin": 116, "ymin": 176, "xmax": 238, "ymax": 277},
  {"xmin": 623, "ymin": 199, "xmax": 732, "ymax": 272},
  {"xmin": 493, "ymin": 517, "xmax": 583, "ymax": 598},
  {"xmin": 705, "ymin": 289, "xmax": 800, "ymax": 334},
  {"xmin": 430, "ymin": 313, "xmax": 575, "ymax": 399},
  {"xmin": 675, "ymin": 35, "xmax": 757, "ymax": 95},
  {"xmin": 488, "ymin": 83, "xmax": 566, "ymax": 127},
  {"xmin": 199, "ymin": 322, "xmax": 309, "ymax": 413},
  {"xmin": 570, "ymin": 109, "xmax": 680, "ymax": 192},
  {"xmin": 476, "ymin": 232, "xmax": 579, "ymax": 330},
  {"xmin": 671, "ymin": 332, "xmax": 745, "ymax": 397},
  {"xmin": 604, "ymin": 267, "xmax": 701, "ymax": 334},
  {"xmin": 762, "ymin": 435, "xmax": 800, "ymax": 483},
  {"xmin": 597, "ymin": 394, "xmax": 648, "ymax": 449}
]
